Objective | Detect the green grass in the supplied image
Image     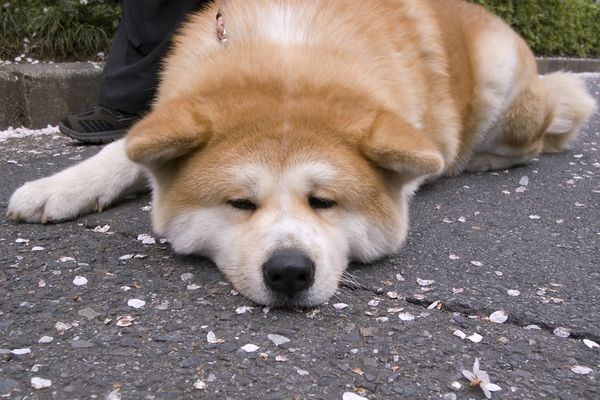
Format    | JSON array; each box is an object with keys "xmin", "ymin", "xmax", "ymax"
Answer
[
  {"xmin": 0, "ymin": 0, "xmax": 120, "ymax": 62},
  {"xmin": 469, "ymin": 0, "xmax": 600, "ymax": 57}
]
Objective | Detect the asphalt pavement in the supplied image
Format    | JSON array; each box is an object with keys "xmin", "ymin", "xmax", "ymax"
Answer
[{"xmin": 1, "ymin": 74, "xmax": 599, "ymax": 399}]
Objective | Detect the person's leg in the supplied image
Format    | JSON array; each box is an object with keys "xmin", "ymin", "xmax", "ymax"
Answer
[{"xmin": 60, "ymin": 0, "xmax": 212, "ymax": 144}]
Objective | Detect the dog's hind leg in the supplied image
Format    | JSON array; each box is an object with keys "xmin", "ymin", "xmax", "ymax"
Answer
[
  {"xmin": 466, "ymin": 72, "xmax": 596, "ymax": 173},
  {"xmin": 7, "ymin": 139, "xmax": 147, "ymax": 223},
  {"xmin": 539, "ymin": 72, "xmax": 597, "ymax": 153}
]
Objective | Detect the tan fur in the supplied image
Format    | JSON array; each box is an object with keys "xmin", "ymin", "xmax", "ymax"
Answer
[{"xmin": 8, "ymin": 0, "xmax": 596, "ymax": 306}]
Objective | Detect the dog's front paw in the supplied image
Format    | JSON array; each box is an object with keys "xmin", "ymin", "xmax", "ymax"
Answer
[{"xmin": 7, "ymin": 176, "xmax": 103, "ymax": 224}]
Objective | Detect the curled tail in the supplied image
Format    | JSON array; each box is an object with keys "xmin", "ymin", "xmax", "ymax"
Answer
[{"xmin": 541, "ymin": 72, "xmax": 597, "ymax": 153}]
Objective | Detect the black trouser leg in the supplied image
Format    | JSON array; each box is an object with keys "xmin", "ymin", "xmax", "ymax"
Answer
[{"xmin": 99, "ymin": 0, "xmax": 213, "ymax": 115}]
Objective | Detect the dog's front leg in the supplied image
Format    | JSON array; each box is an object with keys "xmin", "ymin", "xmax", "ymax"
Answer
[{"xmin": 7, "ymin": 139, "xmax": 147, "ymax": 223}]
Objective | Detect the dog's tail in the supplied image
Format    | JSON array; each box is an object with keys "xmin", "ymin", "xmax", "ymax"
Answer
[{"xmin": 540, "ymin": 72, "xmax": 597, "ymax": 153}]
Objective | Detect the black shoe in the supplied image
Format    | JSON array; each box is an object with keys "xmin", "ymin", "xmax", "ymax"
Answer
[{"xmin": 59, "ymin": 106, "xmax": 140, "ymax": 144}]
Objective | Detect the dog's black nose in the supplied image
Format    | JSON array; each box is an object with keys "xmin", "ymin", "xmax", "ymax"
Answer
[{"xmin": 262, "ymin": 249, "xmax": 315, "ymax": 296}]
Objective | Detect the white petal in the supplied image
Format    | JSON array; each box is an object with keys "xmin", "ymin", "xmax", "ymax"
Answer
[
  {"xmin": 72, "ymin": 276, "xmax": 88, "ymax": 286},
  {"xmin": 571, "ymin": 366, "xmax": 592, "ymax": 375},
  {"xmin": 489, "ymin": 310, "xmax": 508, "ymax": 324},
  {"xmin": 553, "ymin": 327, "xmax": 571, "ymax": 338},
  {"xmin": 398, "ymin": 312, "xmax": 415, "ymax": 321},
  {"xmin": 462, "ymin": 369, "xmax": 476, "ymax": 382},
  {"xmin": 127, "ymin": 299, "xmax": 145, "ymax": 309},
  {"xmin": 473, "ymin": 358, "xmax": 480, "ymax": 374},
  {"xmin": 267, "ymin": 334, "xmax": 290, "ymax": 346},
  {"xmin": 333, "ymin": 303, "xmax": 348, "ymax": 310},
  {"xmin": 11, "ymin": 348, "xmax": 31, "ymax": 355},
  {"xmin": 483, "ymin": 383, "xmax": 502, "ymax": 392},
  {"xmin": 519, "ymin": 176, "xmax": 529, "ymax": 186},
  {"xmin": 427, "ymin": 300, "xmax": 440, "ymax": 309},
  {"xmin": 106, "ymin": 389, "xmax": 122, "ymax": 400},
  {"xmin": 31, "ymin": 377, "xmax": 52, "ymax": 389},
  {"xmin": 206, "ymin": 331, "xmax": 224, "ymax": 344},
  {"xmin": 38, "ymin": 336, "xmax": 54, "ymax": 344},
  {"xmin": 583, "ymin": 339, "xmax": 599, "ymax": 349},
  {"xmin": 342, "ymin": 393, "xmax": 367, "ymax": 400},
  {"xmin": 453, "ymin": 330, "xmax": 467, "ymax": 340},
  {"xmin": 417, "ymin": 278, "xmax": 435, "ymax": 286},
  {"xmin": 467, "ymin": 333, "xmax": 483, "ymax": 343},
  {"xmin": 194, "ymin": 379, "xmax": 207, "ymax": 390},
  {"xmin": 241, "ymin": 344, "xmax": 259, "ymax": 352}
]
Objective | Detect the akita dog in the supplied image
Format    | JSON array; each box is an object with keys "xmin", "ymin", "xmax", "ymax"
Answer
[{"xmin": 7, "ymin": 0, "xmax": 596, "ymax": 306}]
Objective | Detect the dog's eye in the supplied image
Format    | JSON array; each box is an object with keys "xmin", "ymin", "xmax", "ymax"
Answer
[
  {"xmin": 308, "ymin": 196, "xmax": 336, "ymax": 209},
  {"xmin": 228, "ymin": 199, "xmax": 257, "ymax": 211}
]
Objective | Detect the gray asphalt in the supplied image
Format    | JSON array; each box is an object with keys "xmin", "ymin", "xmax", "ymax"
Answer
[{"xmin": 1, "ymin": 75, "xmax": 599, "ymax": 400}]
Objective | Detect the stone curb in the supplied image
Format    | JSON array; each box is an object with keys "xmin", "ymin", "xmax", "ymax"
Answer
[{"xmin": 1, "ymin": 58, "xmax": 599, "ymax": 129}]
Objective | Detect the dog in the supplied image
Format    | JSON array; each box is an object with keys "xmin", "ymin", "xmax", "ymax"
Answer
[{"xmin": 7, "ymin": 0, "xmax": 596, "ymax": 307}]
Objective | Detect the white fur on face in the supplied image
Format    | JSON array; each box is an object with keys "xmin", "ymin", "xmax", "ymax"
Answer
[{"xmin": 161, "ymin": 159, "xmax": 405, "ymax": 306}]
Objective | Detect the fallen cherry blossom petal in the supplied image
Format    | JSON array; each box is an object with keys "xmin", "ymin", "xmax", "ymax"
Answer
[
  {"xmin": 11, "ymin": 348, "xmax": 31, "ymax": 355},
  {"xmin": 267, "ymin": 334, "xmax": 290, "ymax": 346},
  {"xmin": 571, "ymin": 366, "xmax": 592, "ymax": 375},
  {"xmin": 398, "ymin": 312, "xmax": 415, "ymax": 321},
  {"xmin": 106, "ymin": 389, "xmax": 121, "ymax": 400},
  {"xmin": 427, "ymin": 300, "xmax": 441, "ymax": 310},
  {"xmin": 467, "ymin": 333, "xmax": 483, "ymax": 343},
  {"xmin": 583, "ymin": 339, "xmax": 599, "ymax": 349},
  {"xmin": 55, "ymin": 321, "xmax": 72, "ymax": 331},
  {"xmin": 92, "ymin": 225, "xmax": 111, "ymax": 233},
  {"xmin": 127, "ymin": 299, "xmax": 145, "ymax": 308},
  {"xmin": 453, "ymin": 330, "xmax": 467, "ymax": 339},
  {"xmin": 553, "ymin": 327, "xmax": 571, "ymax": 338},
  {"xmin": 207, "ymin": 331, "xmax": 224, "ymax": 344},
  {"xmin": 343, "ymin": 392, "xmax": 367, "ymax": 400},
  {"xmin": 333, "ymin": 303, "xmax": 348, "ymax": 310},
  {"xmin": 241, "ymin": 344, "xmax": 259, "ymax": 352},
  {"xmin": 59, "ymin": 256, "xmax": 76, "ymax": 263},
  {"xmin": 116, "ymin": 315, "xmax": 134, "ymax": 327},
  {"xmin": 38, "ymin": 336, "xmax": 53, "ymax": 344},
  {"xmin": 180, "ymin": 272, "xmax": 193, "ymax": 281},
  {"xmin": 137, "ymin": 233, "xmax": 156, "ymax": 245},
  {"xmin": 470, "ymin": 261, "xmax": 484, "ymax": 267},
  {"xmin": 194, "ymin": 379, "xmax": 207, "ymax": 389},
  {"xmin": 31, "ymin": 377, "xmax": 52, "ymax": 389},
  {"xmin": 489, "ymin": 310, "xmax": 508, "ymax": 324},
  {"xmin": 417, "ymin": 278, "xmax": 435, "ymax": 286},
  {"xmin": 506, "ymin": 289, "xmax": 520, "ymax": 297},
  {"xmin": 524, "ymin": 325, "xmax": 541, "ymax": 330},
  {"xmin": 368, "ymin": 299, "xmax": 380, "ymax": 307},
  {"xmin": 73, "ymin": 276, "xmax": 88, "ymax": 286},
  {"xmin": 31, "ymin": 246, "xmax": 45, "ymax": 251},
  {"xmin": 236, "ymin": 306, "xmax": 254, "ymax": 314}
]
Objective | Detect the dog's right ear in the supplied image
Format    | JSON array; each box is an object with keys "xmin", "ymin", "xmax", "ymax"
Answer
[{"xmin": 126, "ymin": 98, "xmax": 213, "ymax": 166}]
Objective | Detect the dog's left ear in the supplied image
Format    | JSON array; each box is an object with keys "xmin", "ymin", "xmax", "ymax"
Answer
[
  {"xmin": 126, "ymin": 98, "xmax": 214, "ymax": 166},
  {"xmin": 361, "ymin": 112, "xmax": 445, "ymax": 176}
]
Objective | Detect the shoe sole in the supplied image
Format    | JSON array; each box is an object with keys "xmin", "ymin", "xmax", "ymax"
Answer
[{"xmin": 59, "ymin": 122, "xmax": 127, "ymax": 145}]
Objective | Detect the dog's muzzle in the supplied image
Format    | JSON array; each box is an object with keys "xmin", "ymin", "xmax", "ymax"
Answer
[{"xmin": 262, "ymin": 249, "xmax": 315, "ymax": 297}]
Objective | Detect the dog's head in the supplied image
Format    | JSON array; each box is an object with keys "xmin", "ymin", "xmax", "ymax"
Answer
[{"xmin": 126, "ymin": 91, "xmax": 443, "ymax": 307}]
